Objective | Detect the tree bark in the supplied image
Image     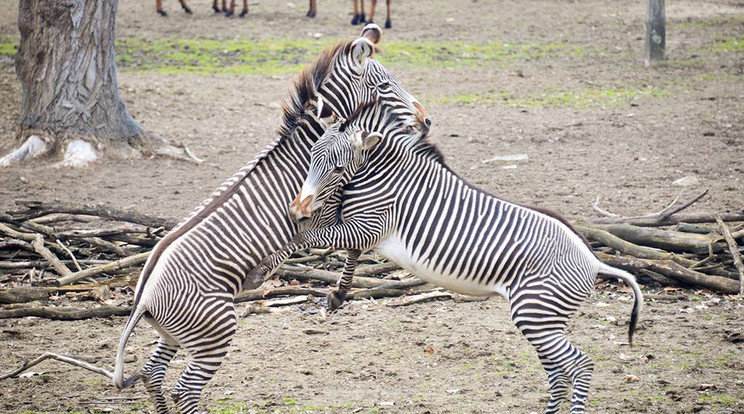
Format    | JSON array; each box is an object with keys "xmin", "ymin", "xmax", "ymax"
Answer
[{"xmin": 1, "ymin": 0, "xmax": 187, "ymax": 167}]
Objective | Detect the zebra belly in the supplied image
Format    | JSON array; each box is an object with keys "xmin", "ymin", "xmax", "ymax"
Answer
[{"xmin": 375, "ymin": 235, "xmax": 507, "ymax": 298}]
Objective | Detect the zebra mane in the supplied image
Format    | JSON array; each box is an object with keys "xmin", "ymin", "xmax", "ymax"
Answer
[
  {"xmin": 133, "ymin": 41, "xmax": 352, "ymax": 307},
  {"xmin": 338, "ymin": 99, "xmax": 405, "ymax": 134},
  {"xmin": 413, "ymin": 138, "xmax": 594, "ymax": 250},
  {"xmin": 278, "ymin": 41, "xmax": 349, "ymax": 140}
]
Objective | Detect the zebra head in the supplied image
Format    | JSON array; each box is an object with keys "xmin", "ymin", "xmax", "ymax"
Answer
[
  {"xmin": 289, "ymin": 102, "xmax": 402, "ymax": 222},
  {"xmin": 313, "ymin": 23, "xmax": 431, "ymax": 137}
]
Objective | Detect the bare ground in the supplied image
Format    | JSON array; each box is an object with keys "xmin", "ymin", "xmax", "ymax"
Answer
[{"xmin": 0, "ymin": 0, "xmax": 743, "ymax": 413}]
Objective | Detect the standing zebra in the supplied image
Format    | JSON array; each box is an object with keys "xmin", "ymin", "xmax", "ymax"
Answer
[
  {"xmin": 112, "ymin": 24, "xmax": 431, "ymax": 414},
  {"xmin": 251, "ymin": 103, "xmax": 643, "ymax": 414}
]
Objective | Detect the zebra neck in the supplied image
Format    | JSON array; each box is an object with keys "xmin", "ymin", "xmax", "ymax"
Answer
[{"xmin": 135, "ymin": 115, "xmax": 325, "ymax": 297}]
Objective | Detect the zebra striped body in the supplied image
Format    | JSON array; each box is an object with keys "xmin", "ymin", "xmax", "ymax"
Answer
[
  {"xmin": 257, "ymin": 105, "xmax": 643, "ymax": 414},
  {"xmin": 112, "ymin": 24, "xmax": 430, "ymax": 414}
]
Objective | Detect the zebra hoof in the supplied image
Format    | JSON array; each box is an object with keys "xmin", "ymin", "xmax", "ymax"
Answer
[
  {"xmin": 327, "ymin": 292, "xmax": 345, "ymax": 312},
  {"xmin": 183, "ymin": 6, "xmax": 193, "ymax": 14},
  {"xmin": 385, "ymin": 20, "xmax": 391, "ymax": 29},
  {"xmin": 157, "ymin": 9, "xmax": 168, "ymax": 16},
  {"xmin": 239, "ymin": 9, "xmax": 248, "ymax": 17}
]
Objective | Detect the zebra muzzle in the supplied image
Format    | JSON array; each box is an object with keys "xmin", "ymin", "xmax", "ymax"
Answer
[{"xmin": 289, "ymin": 192, "xmax": 314, "ymax": 222}]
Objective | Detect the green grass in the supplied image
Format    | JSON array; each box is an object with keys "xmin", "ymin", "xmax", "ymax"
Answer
[
  {"xmin": 710, "ymin": 37, "xmax": 744, "ymax": 53},
  {"xmin": 114, "ymin": 37, "xmax": 591, "ymax": 76},
  {"xmin": 438, "ymin": 85, "xmax": 666, "ymax": 108},
  {"xmin": 697, "ymin": 394, "xmax": 740, "ymax": 405},
  {"xmin": 0, "ymin": 41, "xmax": 17, "ymax": 55}
]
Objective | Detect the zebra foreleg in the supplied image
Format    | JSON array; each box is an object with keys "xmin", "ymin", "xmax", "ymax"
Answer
[
  {"xmin": 140, "ymin": 339, "xmax": 180, "ymax": 414},
  {"xmin": 328, "ymin": 249, "xmax": 361, "ymax": 312}
]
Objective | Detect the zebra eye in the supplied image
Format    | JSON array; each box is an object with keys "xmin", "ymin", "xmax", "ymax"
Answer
[
  {"xmin": 333, "ymin": 166, "xmax": 345, "ymax": 174},
  {"xmin": 378, "ymin": 81, "xmax": 390, "ymax": 89}
]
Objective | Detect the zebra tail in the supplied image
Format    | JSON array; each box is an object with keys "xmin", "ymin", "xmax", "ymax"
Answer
[
  {"xmin": 597, "ymin": 263, "xmax": 644, "ymax": 347},
  {"xmin": 113, "ymin": 305, "xmax": 146, "ymax": 389}
]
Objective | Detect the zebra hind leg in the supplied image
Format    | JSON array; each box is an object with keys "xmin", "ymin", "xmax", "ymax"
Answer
[
  {"xmin": 171, "ymin": 302, "xmax": 237, "ymax": 414},
  {"xmin": 527, "ymin": 330, "xmax": 594, "ymax": 414},
  {"xmin": 140, "ymin": 338, "xmax": 180, "ymax": 414},
  {"xmin": 510, "ymin": 290, "xmax": 594, "ymax": 413}
]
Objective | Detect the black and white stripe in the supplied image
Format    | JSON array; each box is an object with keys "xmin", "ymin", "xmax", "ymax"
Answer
[
  {"xmin": 256, "ymin": 106, "xmax": 644, "ymax": 414},
  {"xmin": 112, "ymin": 24, "xmax": 430, "ymax": 414}
]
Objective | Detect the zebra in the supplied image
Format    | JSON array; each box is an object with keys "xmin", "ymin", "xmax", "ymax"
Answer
[
  {"xmin": 112, "ymin": 24, "xmax": 430, "ymax": 414},
  {"xmin": 250, "ymin": 102, "xmax": 644, "ymax": 414}
]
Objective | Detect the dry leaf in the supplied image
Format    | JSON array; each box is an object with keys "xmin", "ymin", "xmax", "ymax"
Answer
[
  {"xmin": 624, "ymin": 374, "xmax": 640, "ymax": 383},
  {"xmin": 424, "ymin": 347, "xmax": 435, "ymax": 355}
]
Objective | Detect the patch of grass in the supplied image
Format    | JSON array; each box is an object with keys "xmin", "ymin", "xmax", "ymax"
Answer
[
  {"xmin": 376, "ymin": 41, "xmax": 588, "ymax": 69},
  {"xmin": 698, "ymin": 394, "xmax": 740, "ymax": 405},
  {"xmin": 439, "ymin": 85, "xmax": 666, "ymax": 108},
  {"xmin": 0, "ymin": 41, "xmax": 17, "ymax": 55},
  {"xmin": 114, "ymin": 36, "xmax": 592, "ymax": 75},
  {"xmin": 710, "ymin": 37, "xmax": 744, "ymax": 53},
  {"xmin": 282, "ymin": 396, "xmax": 299, "ymax": 406},
  {"xmin": 213, "ymin": 400, "xmax": 249, "ymax": 414}
]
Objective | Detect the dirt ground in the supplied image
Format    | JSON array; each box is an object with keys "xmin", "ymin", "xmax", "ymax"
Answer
[{"xmin": 1, "ymin": 0, "xmax": 743, "ymax": 413}]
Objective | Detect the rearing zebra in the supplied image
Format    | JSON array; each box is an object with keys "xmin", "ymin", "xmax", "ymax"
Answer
[
  {"xmin": 112, "ymin": 24, "xmax": 430, "ymax": 414},
  {"xmin": 252, "ymin": 102, "xmax": 643, "ymax": 414}
]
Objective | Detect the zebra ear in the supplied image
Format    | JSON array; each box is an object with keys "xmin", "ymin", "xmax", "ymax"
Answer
[
  {"xmin": 350, "ymin": 38, "xmax": 375, "ymax": 69},
  {"xmin": 359, "ymin": 131, "xmax": 382, "ymax": 151},
  {"xmin": 316, "ymin": 95, "xmax": 333, "ymax": 119},
  {"xmin": 360, "ymin": 23, "xmax": 382, "ymax": 45}
]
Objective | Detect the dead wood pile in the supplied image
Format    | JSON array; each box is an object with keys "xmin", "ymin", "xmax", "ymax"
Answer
[{"xmin": 0, "ymin": 191, "xmax": 742, "ymax": 321}]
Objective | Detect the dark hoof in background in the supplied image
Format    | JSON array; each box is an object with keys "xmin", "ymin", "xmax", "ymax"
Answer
[
  {"xmin": 239, "ymin": 9, "xmax": 248, "ymax": 17},
  {"xmin": 157, "ymin": 10, "xmax": 168, "ymax": 16},
  {"xmin": 351, "ymin": 15, "xmax": 360, "ymax": 25},
  {"xmin": 183, "ymin": 6, "xmax": 193, "ymax": 14},
  {"xmin": 306, "ymin": 10, "xmax": 317, "ymax": 18},
  {"xmin": 385, "ymin": 20, "xmax": 391, "ymax": 29},
  {"xmin": 213, "ymin": 5, "xmax": 221, "ymax": 13},
  {"xmin": 327, "ymin": 292, "xmax": 344, "ymax": 312},
  {"xmin": 224, "ymin": 9, "xmax": 234, "ymax": 17}
]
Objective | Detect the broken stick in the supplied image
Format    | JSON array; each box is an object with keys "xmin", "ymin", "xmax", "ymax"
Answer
[{"xmin": 716, "ymin": 217, "xmax": 744, "ymax": 296}]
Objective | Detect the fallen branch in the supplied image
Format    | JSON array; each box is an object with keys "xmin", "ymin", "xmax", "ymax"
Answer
[
  {"xmin": 592, "ymin": 190, "xmax": 708, "ymax": 225},
  {"xmin": 0, "ymin": 352, "xmax": 113, "ymax": 381},
  {"xmin": 10, "ymin": 200, "xmax": 177, "ymax": 230},
  {"xmin": 235, "ymin": 286, "xmax": 327, "ymax": 303},
  {"xmin": 576, "ymin": 224, "xmax": 698, "ymax": 266},
  {"xmin": 716, "ymin": 217, "xmax": 744, "ymax": 296},
  {"xmin": 594, "ymin": 224, "xmax": 724, "ymax": 254},
  {"xmin": 277, "ymin": 264, "xmax": 421, "ymax": 289},
  {"xmin": 54, "ymin": 252, "xmax": 150, "ymax": 286},
  {"xmin": 596, "ymin": 252, "xmax": 739, "ymax": 293},
  {"xmin": 387, "ymin": 290, "xmax": 453, "ymax": 307},
  {"xmin": 593, "ymin": 209, "xmax": 744, "ymax": 227},
  {"xmin": 355, "ymin": 262, "xmax": 402, "ymax": 277},
  {"xmin": 0, "ymin": 305, "xmax": 131, "ymax": 320}
]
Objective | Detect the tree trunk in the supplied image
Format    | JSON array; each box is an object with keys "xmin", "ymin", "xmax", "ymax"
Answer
[{"xmin": 1, "ymin": 0, "xmax": 187, "ymax": 167}]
